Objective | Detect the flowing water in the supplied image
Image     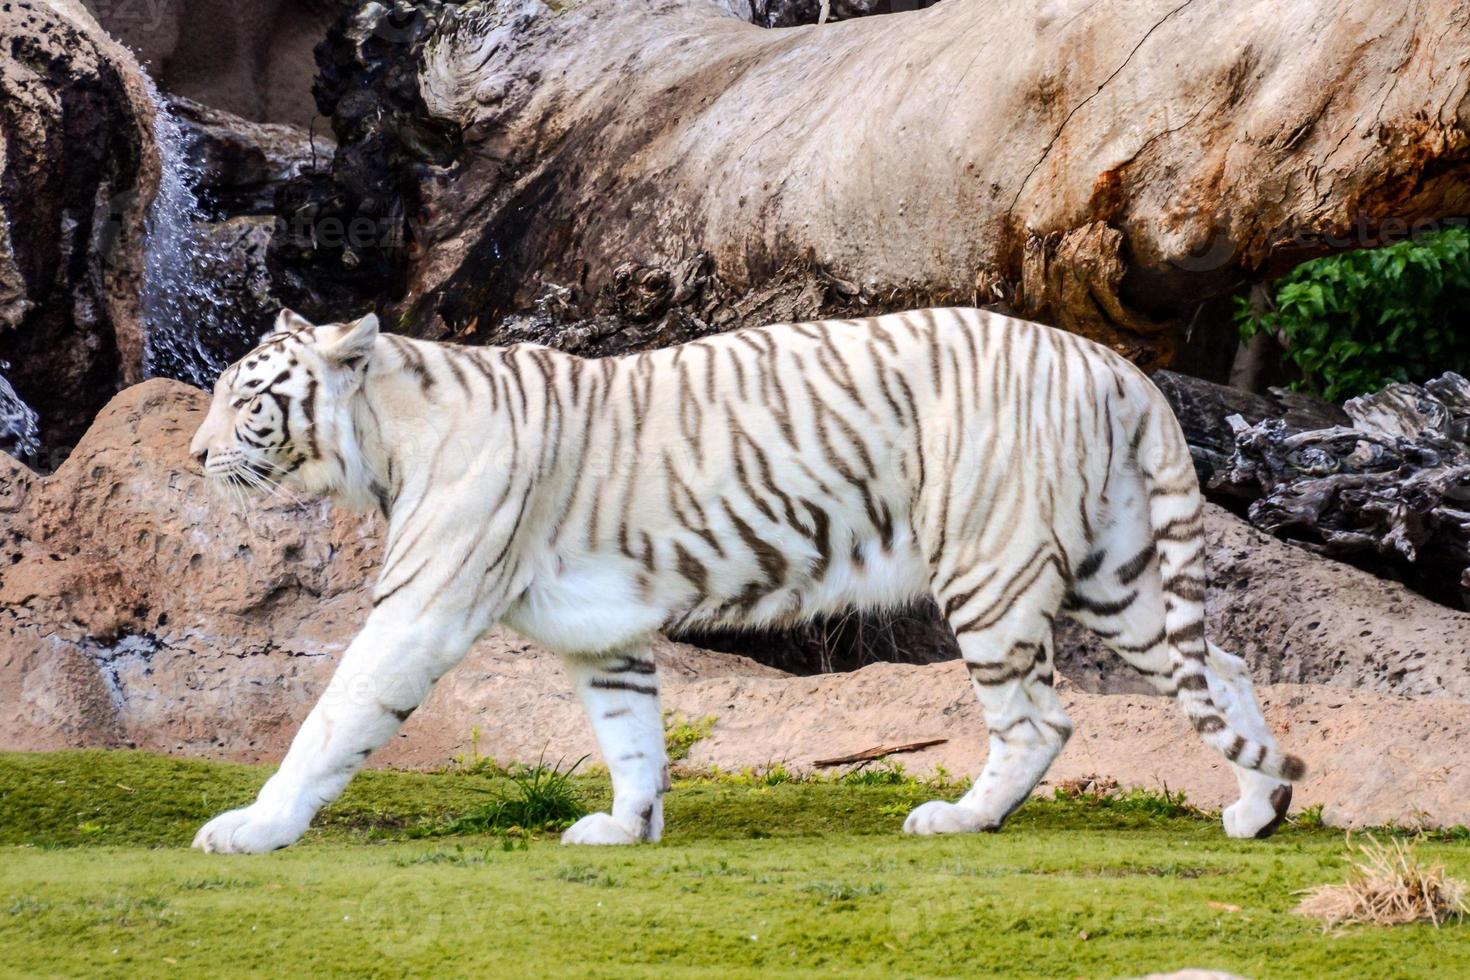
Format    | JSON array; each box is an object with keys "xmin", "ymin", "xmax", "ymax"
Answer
[
  {"xmin": 0, "ymin": 366, "xmax": 41, "ymax": 464},
  {"xmin": 139, "ymin": 75, "xmax": 234, "ymax": 389}
]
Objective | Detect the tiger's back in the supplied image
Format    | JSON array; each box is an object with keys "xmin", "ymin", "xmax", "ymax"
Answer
[{"xmin": 497, "ymin": 308, "xmax": 1155, "ymax": 650}]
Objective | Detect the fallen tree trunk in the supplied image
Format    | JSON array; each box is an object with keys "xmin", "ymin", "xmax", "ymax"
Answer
[{"xmin": 277, "ymin": 0, "xmax": 1470, "ymax": 369}]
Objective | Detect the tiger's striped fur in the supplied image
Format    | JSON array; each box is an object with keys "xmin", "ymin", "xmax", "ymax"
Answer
[{"xmin": 189, "ymin": 307, "xmax": 1303, "ymax": 852}]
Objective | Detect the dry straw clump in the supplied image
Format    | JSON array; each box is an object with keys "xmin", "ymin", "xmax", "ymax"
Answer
[{"xmin": 1295, "ymin": 835, "xmax": 1469, "ymax": 929}]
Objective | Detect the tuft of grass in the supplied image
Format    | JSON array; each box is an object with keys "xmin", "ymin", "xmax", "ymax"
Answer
[
  {"xmin": 801, "ymin": 880, "xmax": 887, "ymax": 903},
  {"xmin": 554, "ymin": 863, "xmax": 621, "ymax": 888},
  {"xmin": 664, "ymin": 712, "xmax": 717, "ymax": 762},
  {"xmin": 1051, "ymin": 775, "xmax": 1206, "ymax": 821},
  {"xmin": 427, "ymin": 758, "xmax": 588, "ymax": 836},
  {"xmin": 1296, "ymin": 835, "xmax": 1469, "ymax": 929}
]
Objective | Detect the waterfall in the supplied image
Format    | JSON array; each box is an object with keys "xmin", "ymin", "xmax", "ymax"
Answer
[
  {"xmin": 138, "ymin": 74, "xmax": 233, "ymax": 389},
  {"xmin": 0, "ymin": 367, "xmax": 41, "ymax": 464}
]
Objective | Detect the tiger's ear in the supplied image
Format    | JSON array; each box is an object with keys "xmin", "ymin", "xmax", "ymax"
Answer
[
  {"xmin": 268, "ymin": 308, "xmax": 315, "ymax": 341},
  {"xmin": 321, "ymin": 313, "xmax": 380, "ymax": 367}
]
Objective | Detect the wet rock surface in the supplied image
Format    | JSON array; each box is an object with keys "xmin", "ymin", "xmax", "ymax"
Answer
[
  {"xmin": 169, "ymin": 97, "xmax": 335, "ymax": 220},
  {"xmin": 0, "ymin": 0, "xmax": 159, "ymax": 459}
]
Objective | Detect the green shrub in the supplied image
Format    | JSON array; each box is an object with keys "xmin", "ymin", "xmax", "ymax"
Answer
[{"xmin": 1236, "ymin": 226, "xmax": 1470, "ymax": 401}]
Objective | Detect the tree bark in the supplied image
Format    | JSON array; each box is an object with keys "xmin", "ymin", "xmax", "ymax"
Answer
[{"xmin": 279, "ymin": 0, "xmax": 1470, "ymax": 368}]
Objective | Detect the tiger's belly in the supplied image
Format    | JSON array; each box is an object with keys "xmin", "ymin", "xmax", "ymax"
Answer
[
  {"xmin": 501, "ymin": 558, "xmax": 671, "ymax": 656},
  {"xmin": 502, "ymin": 533, "xmax": 931, "ymax": 656}
]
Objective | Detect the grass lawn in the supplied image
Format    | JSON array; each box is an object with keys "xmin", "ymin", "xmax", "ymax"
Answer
[{"xmin": 1, "ymin": 751, "xmax": 1466, "ymax": 978}]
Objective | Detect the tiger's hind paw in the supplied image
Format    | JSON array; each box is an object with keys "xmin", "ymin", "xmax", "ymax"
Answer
[
  {"xmin": 1223, "ymin": 783, "xmax": 1292, "ymax": 839},
  {"xmin": 902, "ymin": 800, "xmax": 1002, "ymax": 836}
]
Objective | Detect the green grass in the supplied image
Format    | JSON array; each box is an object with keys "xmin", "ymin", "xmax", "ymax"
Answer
[{"xmin": 1, "ymin": 751, "xmax": 1467, "ymax": 978}]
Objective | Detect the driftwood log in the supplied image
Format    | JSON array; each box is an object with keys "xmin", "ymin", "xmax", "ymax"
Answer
[
  {"xmin": 276, "ymin": 0, "xmax": 1470, "ymax": 374},
  {"xmin": 1150, "ymin": 369, "xmax": 1348, "ymax": 487},
  {"xmin": 1217, "ymin": 374, "xmax": 1470, "ymax": 607}
]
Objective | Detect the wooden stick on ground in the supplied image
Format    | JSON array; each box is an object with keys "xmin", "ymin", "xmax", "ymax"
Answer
[{"xmin": 813, "ymin": 738, "xmax": 948, "ymax": 768}]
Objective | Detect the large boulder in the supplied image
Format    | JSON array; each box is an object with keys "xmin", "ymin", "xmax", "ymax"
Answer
[{"xmin": 0, "ymin": 0, "xmax": 160, "ymax": 460}]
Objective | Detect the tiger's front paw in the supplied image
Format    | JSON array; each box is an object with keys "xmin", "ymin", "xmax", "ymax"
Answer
[
  {"xmin": 902, "ymin": 800, "xmax": 1002, "ymax": 836},
  {"xmin": 192, "ymin": 803, "xmax": 307, "ymax": 854},
  {"xmin": 560, "ymin": 812, "xmax": 642, "ymax": 846}
]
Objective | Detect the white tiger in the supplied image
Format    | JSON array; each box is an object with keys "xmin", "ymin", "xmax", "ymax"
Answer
[{"xmin": 189, "ymin": 307, "xmax": 1303, "ymax": 852}]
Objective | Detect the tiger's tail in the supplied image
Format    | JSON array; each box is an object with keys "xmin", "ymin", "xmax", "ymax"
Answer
[{"xmin": 1134, "ymin": 394, "xmax": 1306, "ymax": 784}]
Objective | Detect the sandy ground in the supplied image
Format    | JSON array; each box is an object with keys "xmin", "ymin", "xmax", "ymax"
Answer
[{"xmin": 365, "ymin": 635, "xmax": 1470, "ymax": 831}]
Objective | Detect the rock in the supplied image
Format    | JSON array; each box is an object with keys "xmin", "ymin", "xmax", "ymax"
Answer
[
  {"xmin": 168, "ymin": 97, "xmax": 336, "ymax": 219},
  {"xmin": 1202, "ymin": 501, "xmax": 1470, "ymax": 700},
  {"xmin": 0, "ymin": 0, "xmax": 159, "ymax": 459},
  {"xmin": 268, "ymin": 0, "xmax": 462, "ymax": 322},
  {"xmin": 79, "ymin": 0, "xmax": 353, "ymax": 128},
  {"xmin": 750, "ymin": 0, "xmax": 940, "ymax": 28},
  {"xmin": 272, "ymin": 0, "xmax": 1470, "ymax": 374},
  {"xmin": 0, "ymin": 379, "xmax": 378, "ymax": 755}
]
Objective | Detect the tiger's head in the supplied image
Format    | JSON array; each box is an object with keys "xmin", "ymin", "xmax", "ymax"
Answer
[{"xmin": 190, "ymin": 309, "xmax": 382, "ymax": 508}]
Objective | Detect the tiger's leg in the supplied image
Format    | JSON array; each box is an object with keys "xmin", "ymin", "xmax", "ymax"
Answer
[
  {"xmin": 193, "ymin": 600, "xmax": 477, "ymax": 853},
  {"xmin": 560, "ymin": 648, "xmax": 668, "ymax": 846},
  {"xmin": 904, "ymin": 599, "xmax": 1071, "ymax": 835},
  {"xmin": 1064, "ymin": 501, "xmax": 1293, "ymax": 839}
]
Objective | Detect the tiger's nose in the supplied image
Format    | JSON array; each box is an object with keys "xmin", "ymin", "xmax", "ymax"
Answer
[{"xmin": 193, "ymin": 448, "xmax": 208, "ymax": 470}]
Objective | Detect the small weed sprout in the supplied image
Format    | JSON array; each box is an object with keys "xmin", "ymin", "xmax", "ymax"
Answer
[
  {"xmin": 664, "ymin": 712, "xmax": 717, "ymax": 762},
  {"xmin": 1292, "ymin": 803, "xmax": 1326, "ymax": 830}
]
